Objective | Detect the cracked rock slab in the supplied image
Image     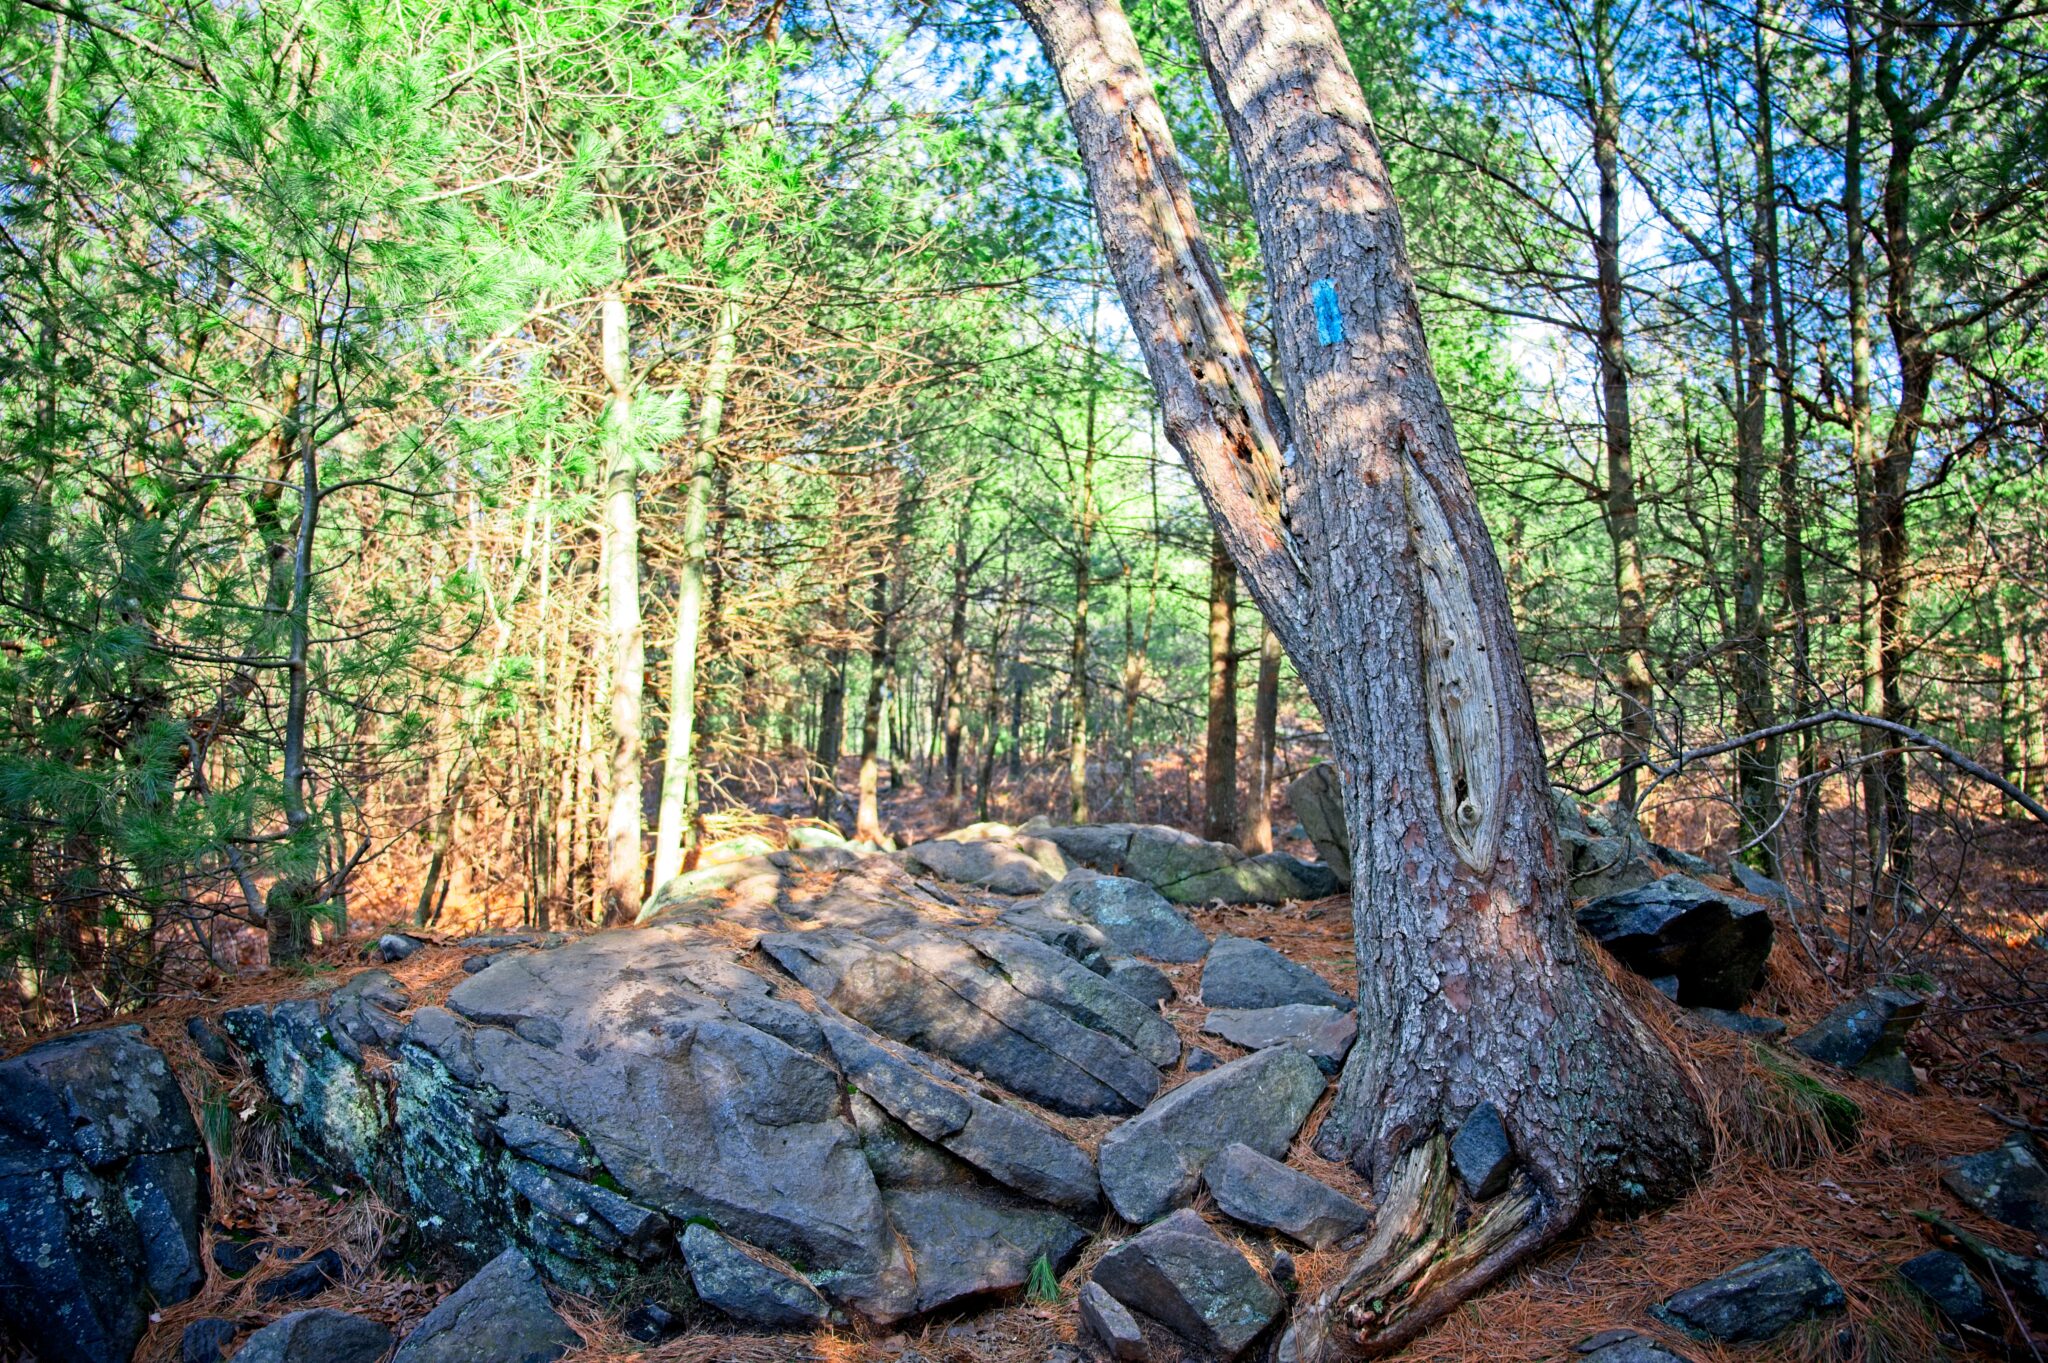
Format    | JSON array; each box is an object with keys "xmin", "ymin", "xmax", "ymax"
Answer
[{"xmin": 1202, "ymin": 1143, "xmax": 1366, "ymax": 1248}]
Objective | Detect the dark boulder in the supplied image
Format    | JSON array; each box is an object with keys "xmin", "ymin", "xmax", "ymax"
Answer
[
  {"xmin": 392, "ymin": 1247, "xmax": 581, "ymax": 1362},
  {"xmin": 1092, "ymin": 1209, "xmax": 1282, "ymax": 1360},
  {"xmin": 1787, "ymin": 986, "xmax": 1925, "ymax": 1092},
  {"xmin": 377, "ymin": 932, "xmax": 427, "ymax": 962},
  {"xmin": 1575, "ymin": 875, "xmax": 1773, "ymax": 1007},
  {"xmin": 231, "ymin": 1310, "xmax": 391, "ymax": 1363},
  {"xmin": 1202, "ymin": 1143, "xmax": 1367, "ymax": 1248},
  {"xmin": 1650, "ymin": 1246, "xmax": 1845, "ymax": 1342},
  {"xmin": 179, "ymin": 1317, "xmax": 239, "ymax": 1363},
  {"xmin": 1078, "ymin": 1281, "xmax": 1147, "ymax": 1361},
  {"xmin": 1942, "ymin": 1134, "xmax": 2048, "ymax": 1238},
  {"xmin": 1897, "ymin": 1249, "xmax": 1996, "ymax": 1330},
  {"xmin": 1199, "ymin": 936, "xmax": 1350, "ymax": 1012},
  {"xmin": 879, "ymin": 1184, "xmax": 1088, "ymax": 1316},
  {"xmin": 255, "ymin": 1246, "xmax": 345, "ymax": 1301},
  {"xmin": 1200, "ymin": 1005, "xmax": 1356, "ymax": 1074},
  {"xmin": 682, "ymin": 1223, "xmax": 832, "ymax": 1328},
  {"xmin": 0, "ymin": 1026, "xmax": 206, "ymax": 1363},
  {"xmin": 1285, "ymin": 764, "xmax": 1351, "ymax": 887},
  {"xmin": 1098, "ymin": 1047, "xmax": 1325, "ymax": 1224}
]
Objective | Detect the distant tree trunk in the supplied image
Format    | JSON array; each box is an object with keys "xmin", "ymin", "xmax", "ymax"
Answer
[
  {"xmin": 813, "ymin": 587, "xmax": 851, "ymax": 816},
  {"xmin": 855, "ymin": 559, "xmax": 891, "ymax": 845},
  {"xmin": 597, "ymin": 273, "xmax": 644, "ymax": 925},
  {"xmin": 1243, "ymin": 623, "xmax": 1282, "ymax": 853},
  {"xmin": 1120, "ymin": 448, "xmax": 1163, "ymax": 817},
  {"xmin": 1020, "ymin": 0, "xmax": 1707, "ymax": 1346},
  {"xmin": 1202, "ymin": 532, "xmax": 1239, "ymax": 844},
  {"xmin": 1069, "ymin": 382, "xmax": 1099, "ymax": 823},
  {"xmin": 653, "ymin": 293, "xmax": 737, "ymax": 890},
  {"xmin": 1732, "ymin": 145, "xmax": 1779, "ymax": 875},
  {"xmin": 942, "ymin": 496, "xmax": 974, "ymax": 803},
  {"xmin": 1591, "ymin": 0, "xmax": 1653, "ymax": 819},
  {"xmin": 1997, "ymin": 587, "xmax": 2032, "ymax": 818}
]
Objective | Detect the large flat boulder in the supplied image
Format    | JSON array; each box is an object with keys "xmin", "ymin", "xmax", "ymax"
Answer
[
  {"xmin": 1200, "ymin": 936, "xmax": 1350, "ymax": 1012},
  {"xmin": 1575, "ymin": 874, "xmax": 1773, "ymax": 1007},
  {"xmin": 1037, "ymin": 872, "xmax": 1210, "ymax": 962},
  {"xmin": 1202, "ymin": 1143, "xmax": 1367, "ymax": 1248},
  {"xmin": 1201, "ymin": 1005, "xmax": 1356, "ymax": 1074},
  {"xmin": 902, "ymin": 836, "xmax": 1070, "ymax": 895},
  {"xmin": 1285, "ymin": 764, "xmax": 1351, "ymax": 886},
  {"xmin": 0, "ymin": 1026, "xmax": 205, "ymax": 1363},
  {"xmin": 1098, "ymin": 1047, "xmax": 1325, "ymax": 1224},
  {"xmin": 1092, "ymin": 1209, "xmax": 1282, "ymax": 1359}
]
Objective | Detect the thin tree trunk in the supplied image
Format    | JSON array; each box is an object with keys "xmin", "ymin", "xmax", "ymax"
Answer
[
  {"xmin": 942, "ymin": 496, "xmax": 974, "ymax": 804},
  {"xmin": 855, "ymin": 560, "xmax": 891, "ymax": 845},
  {"xmin": 1018, "ymin": 0, "xmax": 1707, "ymax": 1348},
  {"xmin": 598, "ymin": 275, "xmax": 644, "ymax": 925},
  {"xmin": 1243, "ymin": 622, "xmax": 1282, "ymax": 853},
  {"xmin": 1069, "ymin": 367, "xmax": 1099, "ymax": 823},
  {"xmin": 812, "ymin": 586, "xmax": 851, "ymax": 816},
  {"xmin": 653, "ymin": 294, "xmax": 737, "ymax": 889},
  {"xmin": 1202, "ymin": 532, "xmax": 1239, "ymax": 844}
]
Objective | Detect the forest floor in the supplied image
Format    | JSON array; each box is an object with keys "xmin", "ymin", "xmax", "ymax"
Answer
[{"xmin": 5, "ymin": 779, "xmax": 2046, "ymax": 1363}]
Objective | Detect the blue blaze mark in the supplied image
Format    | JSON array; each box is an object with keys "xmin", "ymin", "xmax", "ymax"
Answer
[{"xmin": 1312, "ymin": 278, "xmax": 1345, "ymax": 346}]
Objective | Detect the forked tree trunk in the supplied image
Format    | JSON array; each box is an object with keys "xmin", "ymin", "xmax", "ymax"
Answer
[{"xmin": 1016, "ymin": 0, "xmax": 1708, "ymax": 1348}]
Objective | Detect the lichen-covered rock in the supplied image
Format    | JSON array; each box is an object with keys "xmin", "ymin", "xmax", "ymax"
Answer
[
  {"xmin": 231, "ymin": 1309, "xmax": 391, "ymax": 1363},
  {"xmin": 0, "ymin": 1026, "xmax": 205, "ymax": 1363},
  {"xmin": 1199, "ymin": 936, "xmax": 1350, "ymax": 1012},
  {"xmin": 1286, "ymin": 764, "xmax": 1350, "ymax": 887},
  {"xmin": 393, "ymin": 1248, "xmax": 580, "ymax": 1363},
  {"xmin": 1202, "ymin": 1143, "xmax": 1367, "ymax": 1248},
  {"xmin": 1037, "ymin": 872, "xmax": 1210, "ymax": 962},
  {"xmin": 1942, "ymin": 1134, "xmax": 2048, "ymax": 1238},
  {"xmin": 1098, "ymin": 1047, "xmax": 1325, "ymax": 1224},
  {"xmin": 1788, "ymin": 986, "xmax": 1925, "ymax": 1092},
  {"xmin": 222, "ymin": 983, "xmax": 402, "ymax": 1187},
  {"xmin": 1038, "ymin": 823, "xmax": 1326, "ymax": 904},
  {"xmin": 1897, "ymin": 1249, "xmax": 1995, "ymax": 1330},
  {"xmin": 682, "ymin": 1223, "xmax": 832, "ymax": 1328},
  {"xmin": 1575, "ymin": 874, "xmax": 1773, "ymax": 1007},
  {"xmin": 1650, "ymin": 1246, "xmax": 1845, "ymax": 1342},
  {"xmin": 1092, "ymin": 1210, "xmax": 1281, "ymax": 1360}
]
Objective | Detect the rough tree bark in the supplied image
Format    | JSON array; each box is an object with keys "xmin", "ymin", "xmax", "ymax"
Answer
[
  {"xmin": 1015, "ymin": 0, "xmax": 1709, "ymax": 1348},
  {"xmin": 597, "ymin": 268, "xmax": 644, "ymax": 925},
  {"xmin": 1243, "ymin": 622, "xmax": 1282, "ymax": 853}
]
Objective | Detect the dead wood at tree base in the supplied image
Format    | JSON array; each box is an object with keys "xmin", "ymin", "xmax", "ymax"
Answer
[{"xmin": 1278, "ymin": 1136, "xmax": 1561, "ymax": 1361}]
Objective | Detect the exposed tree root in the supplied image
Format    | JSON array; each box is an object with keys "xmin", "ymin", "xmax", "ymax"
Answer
[{"xmin": 1277, "ymin": 1136, "xmax": 1569, "ymax": 1361}]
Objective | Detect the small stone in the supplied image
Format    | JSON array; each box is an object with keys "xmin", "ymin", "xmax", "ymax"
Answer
[
  {"xmin": 1202, "ymin": 1143, "xmax": 1368, "ymax": 1248},
  {"xmin": 1942, "ymin": 1134, "xmax": 2048, "ymax": 1238},
  {"xmin": 1788, "ymin": 986, "xmax": 1926, "ymax": 1092},
  {"xmin": 1199, "ymin": 936, "xmax": 1349, "ymax": 1012},
  {"xmin": 1271, "ymin": 1249, "xmax": 1298, "ymax": 1295},
  {"xmin": 621, "ymin": 1303, "xmax": 679, "ymax": 1342},
  {"xmin": 1184, "ymin": 1047, "xmax": 1222, "ymax": 1073},
  {"xmin": 460, "ymin": 953, "xmax": 496, "ymax": 974},
  {"xmin": 391, "ymin": 1247, "xmax": 580, "ymax": 1363},
  {"xmin": 1200, "ymin": 1005, "xmax": 1357, "ymax": 1074},
  {"xmin": 1650, "ymin": 1246, "xmax": 1846, "ymax": 1342},
  {"xmin": 255, "ymin": 1247, "xmax": 345, "ymax": 1302},
  {"xmin": 1574, "ymin": 1330, "xmax": 1644, "ymax": 1353},
  {"xmin": 1897, "ymin": 1250, "xmax": 1995, "ymax": 1330},
  {"xmin": 1078, "ymin": 1281, "xmax": 1147, "ymax": 1361},
  {"xmin": 1578, "ymin": 1336, "xmax": 1698, "ymax": 1363},
  {"xmin": 1105, "ymin": 957, "xmax": 1175, "ymax": 1007},
  {"xmin": 1687, "ymin": 1007, "xmax": 1786, "ymax": 1038},
  {"xmin": 682, "ymin": 1222, "xmax": 831, "ymax": 1328},
  {"xmin": 1728, "ymin": 861, "xmax": 1792, "ymax": 906},
  {"xmin": 1450, "ymin": 1101, "xmax": 1513, "ymax": 1200},
  {"xmin": 186, "ymin": 1016, "xmax": 237, "ymax": 1068},
  {"xmin": 377, "ymin": 932, "xmax": 426, "ymax": 962},
  {"xmin": 180, "ymin": 1317, "xmax": 239, "ymax": 1363},
  {"xmin": 1092, "ymin": 1210, "xmax": 1282, "ymax": 1360},
  {"xmin": 231, "ymin": 1310, "xmax": 392, "ymax": 1363},
  {"xmin": 212, "ymin": 1237, "xmax": 268, "ymax": 1277}
]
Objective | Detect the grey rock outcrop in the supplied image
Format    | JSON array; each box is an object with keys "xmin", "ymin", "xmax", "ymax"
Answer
[
  {"xmin": 1037, "ymin": 872, "xmax": 1209, "ymax": 962},
  {"xmin": 1650, "ymin": 1247, "xmax": 1845, "ymax": 1342},
  {"xmin": 1098, "ymin": 1047, "xmax": 1325, "ymax": 1224},
  {"xmin": 1285, "ymin": 764, "xmax": 1351, "ymax": 886},
  {"xmin": 1942, "ymin": 1134, "xmax": 2048, "ymax": 1238},
  {"xmin": 1038, "ymin": 823, "xmax": 1329, "ymax": 904},
  {"xmin": 902, "ymin": 836, "xmax": 1070, "ymax": 895},
  {"xmin": 682, "ymin": 1223, "xmax": 832, "ymax": 1328},
  {"xmin": 1202, "ymin": 1143, "xmax": 1368, "ymax": 1248},
  {"xmin": 392, "ymin": 1248, "xmax": 580, "ymax": 1362},
  {"xmin": 1787, "ymin": 986, "xmax": 1925, "ymax": 1092},
  {"xmin": 232, "ymin": 1310, "xmax": 392, "ymax": 1363},
  {"xmin": 1575, "ymin": 875, "xmax": 1773, "ymax": 1007},
  {"xmin": 1200, "ymin": 936, "xmax": 1349, "ymax": 1012},
  {"xmin": 1575, "ymin": 1333, "xmax": 1698, "ymax": 1363},
  {"xmin": 0, "ymin": 1026, "xmax": 205, "ymax": 1363},
  {"xmin": 1092, "ymin": 1210, "xmax": 1282, "ymax": 1360}
]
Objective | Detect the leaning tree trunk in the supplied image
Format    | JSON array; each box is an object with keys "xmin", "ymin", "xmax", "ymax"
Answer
[{"xmin": 1015, "ymin": 0, "xmax": 1708, "ymax": 1350}]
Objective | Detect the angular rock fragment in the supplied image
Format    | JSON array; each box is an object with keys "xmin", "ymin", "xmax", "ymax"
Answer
[
  {"xmin": 1079, "ymin": 1281, "xmax": 1147, "ymax": 1360},
  {"xmin": 1650, "ymin": 1246, "xmax": 1845, "ymax": 1342},
  {"xmin": 1686, "ymin": 1007, "xmax": 1785, "ymax": 1038},
  {"xmin": 1038, "ymin": 823, "xmax": 1325, "ymax": 904},
  {"xmin": 1897, "ymin": 1249, "xmax": 1995, "ymax": 1330},
  {"xmin": 1788, "ymin": 986, "xmax": 1925, "ymax": 1092},
  {"xmin": 1202, "ymin": 1143, "xmax": 1367, "ymax": 1248},
  {"xmin": 969, "ymin": 928, "xmax": 1180, "ymax": 1066},
  {"xmin": 0, "ymin": 1026, "xmax": 206, "ymax": 1363},
  {"xmin": 1575, "ymin": 874, "xmax": 1773, "ymax": 1008},
  {"xmin": 1286, "ymin": 764, "xmax": 1351, "ymax": 887},
  {"xmin": 1200, "ymin": 1005, "xmax": 1356, "ymax": 1073},
  {"xmin": 1105, "ymin": 957, "xmax": 1175, "ymax": 1007},
  {"xmin": 1200, "ymin": 936, "xmax": 1349, "ymax": 1012},
  {"xmin": 1575, "ymin": 1333, "xmax": 1698, "ymax": 1363},
  {"xmin": 254, "ymin": 1246, "xmax": 344, "ymax": 1302},
  {"xmin": 880, "ymin": 1185, "xmax": 1088, "ymax": 1315},
  {"xmin": 1728, "ymin": 860, "xmax": 1792, "ymax": 906},
  {"xmin": 1942, "ymin": 1134, "xmax": 2048, "ymax": 1238},
  {"xmin": 1098, "ymin": 1047, "xmax": 1324, "ymax": 1224},
  {"xmin": 682, "ymin": 1223, "xmax": 832, "ymax": 1328},
  {"xmin": 393, "ymin": 1248, "xmax": 581, "ymax": 1363},
  {"xmin": 1092, "ymin": 1210, "xmax": 1281, "ymax": 1360},
  {"xmin": 1449, "ymin": 1101, "xmax": 1513, "ymax": 1201},
  {"xmin": 180, "ymin": 1318, "xmax": 238, "ymax": 1363},
  {"xmin": 377, "ymin": 932, "xmax": 427, "ymax": 962},
  {"xmin": 232, "ymin": 1310, "xmax": 392, "ymax": 1363}
]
